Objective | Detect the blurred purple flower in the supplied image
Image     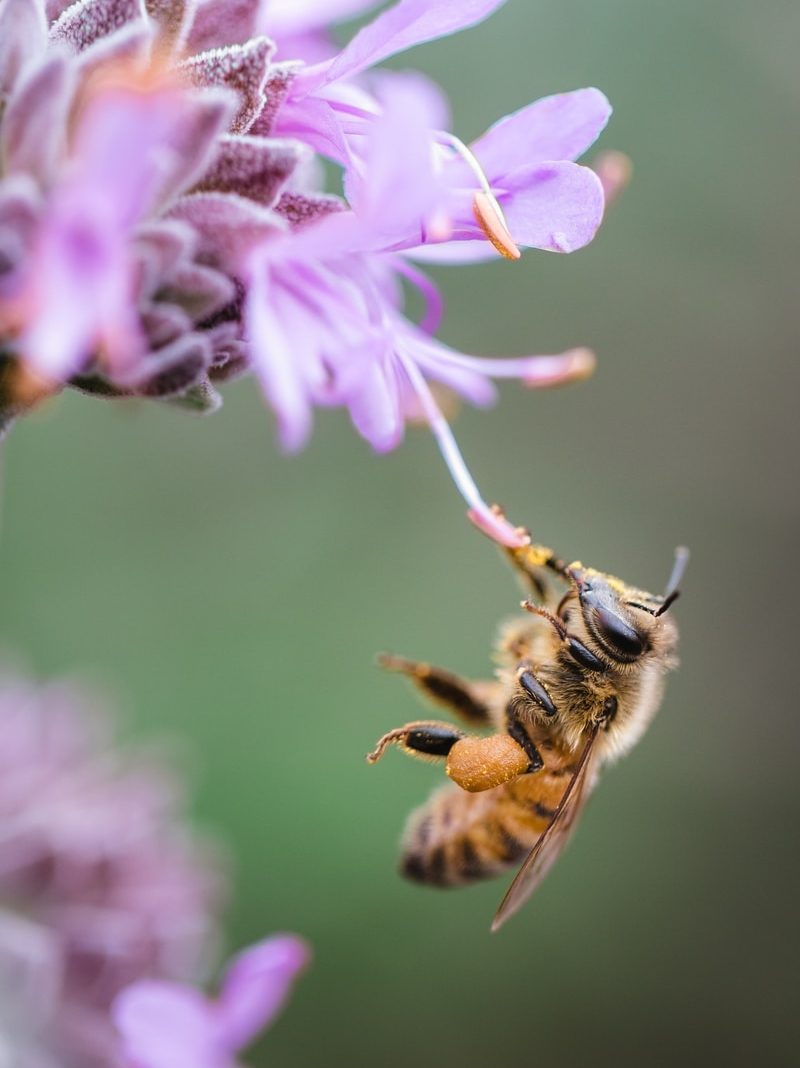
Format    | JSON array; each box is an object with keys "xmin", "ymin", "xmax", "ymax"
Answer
[
  {"xmin": 0, "ymin": 0, "xmax": 614, "ymax": 541},
  {"xmin": 0, "ymin": 664, "xmax": 224, "ymax": 1068},
  {"xmin": 113, "ymin": 934, "xmax": 309, "ymax": 1068}
]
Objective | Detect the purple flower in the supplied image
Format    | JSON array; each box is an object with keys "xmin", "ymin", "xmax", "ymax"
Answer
[
  {"xmin": 0, "ymin": 663, "xmax": 224, "ymax": 1067},
  {"xmin": 113, "ymin": 934, "xmax": 309, "ymax": 1068},
  {"xmin": 246, "ymin": 79, "xmax": 597, "ymax": 545},
  {"xmin": 0, "ymin": 0, "xmax": 615, "ymax": 541}
]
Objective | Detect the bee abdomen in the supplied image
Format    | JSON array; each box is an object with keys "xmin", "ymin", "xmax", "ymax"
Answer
[{"xmin": 399, "ymin": 785, "xmax": 539, "ymax": 888}]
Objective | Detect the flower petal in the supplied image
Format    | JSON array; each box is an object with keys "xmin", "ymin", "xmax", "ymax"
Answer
[
  {"xmin": 470, "ymin": 88, "xmax": 612, "ymax": 179},
  {"xmin": 298, "ymin": 0, "xmax": 509, "ymax": 94},
  {"xmin": 112, "ymin": 980, "xmax": 224, "ymax": 1068},
  {"xmin": 245, "ymin": 261, "xmax": 314, "ymax": 452},
  {"xmin": 344, "ymin": 75, "xmax": 444, "ymax": 246},
  {"xmin": 216, "ymin": 935, "xmax": 310, "ymax": 1051},
  {"xmin": 0, "ymin": 0, "xmax": 48, "ymax": 95},
  {"xmin": 344, "ymin": 343, "xmax": 405, "ymax": 453},
  {"xmin": 1, "ymin": 54, "xmax": 74, "ymax": 184},
  {"xmin": 501, "ymin": 160, "xmax": 605, "ymax": 253},
  {"xmin": 265, "ymin": 0, "xmax": 381, "ymax": 36}
]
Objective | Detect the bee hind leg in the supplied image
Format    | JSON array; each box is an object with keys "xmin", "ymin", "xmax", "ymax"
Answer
[
  {"xmin": 445, "ymin": 732, "xmax": 535, "ymax": 793},
  {"xmin": 376, "ymin": 654, "xmax": 496, "ymax": 726},
  {"xmin": 366, "ymin": 721, "xmax": 465, "ymax": 765}
]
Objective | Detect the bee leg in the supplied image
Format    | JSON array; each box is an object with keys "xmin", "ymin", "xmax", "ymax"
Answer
[
  {"xmin": 504, "ymin": 541, "xmax": 570, "ymax": 600},
  {"xmin": 376, "ymin": 654, "xmax": 496, "ymax": 726},
  {"xmin": 366, "ymin": 721, "xmax": 466, "ymax": 765},
  {"xmin": 505, "ymin": 702, "xmax": 545, "ymax": 774}
]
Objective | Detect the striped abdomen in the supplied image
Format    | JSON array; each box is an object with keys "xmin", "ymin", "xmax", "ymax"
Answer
[{"xmin": 400, "ymin": 771, "xmax": 568, "ymax": 887}]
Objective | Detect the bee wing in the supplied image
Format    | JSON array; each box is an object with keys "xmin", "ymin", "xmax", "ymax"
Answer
[{"xmin": 491, "ymin": 725, "xmax": 600, "ymax": 931}]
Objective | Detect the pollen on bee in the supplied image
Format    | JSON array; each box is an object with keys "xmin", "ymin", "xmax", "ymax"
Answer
[
  {"xmin": 446, "ymin": 734, "xmax": 529, "ymax": 792},
  {"xmin": 472, "ymin": 191, "xmax": 521, "ymax": 261}
]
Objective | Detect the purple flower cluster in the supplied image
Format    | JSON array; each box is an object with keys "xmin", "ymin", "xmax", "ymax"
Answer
[
  {"xmin": 0, "ymin": 662, "xmax": 308, "ymax": 1068},
  {"xmin": 0, "ymin": 664, "xmax": 224, "ymax": 1065},
  {"xmin": 0, "ymin": 0, "xmax": 612, "ymax": 543}
]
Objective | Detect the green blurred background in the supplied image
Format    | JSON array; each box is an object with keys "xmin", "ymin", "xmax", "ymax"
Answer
[{"xmin": 1, "ymin": 0, "xmax": 798, "ymax": 1065}]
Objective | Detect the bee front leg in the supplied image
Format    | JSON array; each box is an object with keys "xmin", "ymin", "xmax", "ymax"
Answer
[
  {"xmin": 502, "ymin": 700, "xmax": 546, "ymax": 777},
  {"xmin": 366, "ymin": 721, "xmax": 466, "ymax": 765},
  {"xmin": 504, "ymin": 541, "xmax": 570, "ymax": 601}
]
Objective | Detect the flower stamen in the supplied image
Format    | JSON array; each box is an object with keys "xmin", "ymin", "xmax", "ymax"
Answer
[
  {"xmin": 439, "ymin": 133, "xmax": 520, "ymax": 261},
  {"xmin": 396, "ymin": 348, "xmax": 528, "ymax": 549}
]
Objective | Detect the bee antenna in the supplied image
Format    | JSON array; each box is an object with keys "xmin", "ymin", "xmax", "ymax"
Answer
[
  {"xmin": 654, "ymin": 590, "xmax": 680, "ymax": 617},
  {"xmin": 655, "ymin": 546, "xmax": 690, "ymax": 616},
  {"xmin": 522, "ymin": 600, "xmax": 568, "ymax": 638},
  {"xmin": 664, "ymin": 546, "xmax": 690, "ymax": 598}
]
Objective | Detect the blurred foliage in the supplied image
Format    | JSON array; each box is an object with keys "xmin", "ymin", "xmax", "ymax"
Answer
[{"xmin": 0, "ymin": 1, "xmax": 798, "ymax": 1065}]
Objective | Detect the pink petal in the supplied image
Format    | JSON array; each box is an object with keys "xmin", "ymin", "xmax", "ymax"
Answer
[
  {"xmin": 0, "ymin": 0, "xmax": 48, "ymax": 95},
  {"xmin": 501, "ymin": 160, "xmax": 605, "ymax": 253},
  {"xmin": 153, "ymin": 90, "xmax": 235, "ymax": 211},
  {"xmin": 112, "ymin": 981, "xmax": 226, "ymax": 1068},
  {"xmin": 297, "ymin": 0, "xmax": 509, "ymax": 94},
  {"xmin": 265, "ymin": 0, "xmax": 380, "ymax": 36},
  {"xmin": 20, "ymin": 208, "xmax": 138, "ymax": 380},
  {"xmin": 407, "ymin": 240, "xmax": 498, "ymax": 265},
  {"xmin": 245, "ymin": 261, "xmax": 314, "ymax": 452},
  {"xmin": 271, "ymin": 29, "xmax": 336, "ymax": 65},
  {"xmin": 370, "ymin": 68, "xmax": 452, "ymax": 132},
  {"xmin": 344, "ymin": 344, "xmax": 405, "ymax": 453},
  {"xmin": 1, "ymin": 54, "xmax": 75, "ymax": 184},
  {"xmin": 216, "ymin": 935, "xmax": 310, "ymax": 1051},
  {"xmin": 71, "ymin": 82, "xmax": 205, "ymax": 229},
  {"xmin": 345, "ymin": 76, "xmax": 444, "ymax": 245},
  {"xmin": 470, "ymin": 88, "xmax": 612, "ymax": 180}
]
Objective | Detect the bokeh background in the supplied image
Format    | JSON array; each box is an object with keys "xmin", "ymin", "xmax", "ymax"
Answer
[{"xmin": 1, "ymin": 1, "xmax": 798, "ymax": 1065}]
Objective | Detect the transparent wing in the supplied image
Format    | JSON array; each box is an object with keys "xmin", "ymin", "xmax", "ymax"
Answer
[{"xmin": 491, "ymin": 725, "xmax": 600, "ymax": 931}]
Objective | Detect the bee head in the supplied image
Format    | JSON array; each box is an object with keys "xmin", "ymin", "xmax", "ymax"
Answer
[
  {"xmin": 567, "ymin": 570, "xmax": 647, "ymax": 664},
  {"xmin": 567, "ymin": 547, "xmax": 687, "ymax": 667}
]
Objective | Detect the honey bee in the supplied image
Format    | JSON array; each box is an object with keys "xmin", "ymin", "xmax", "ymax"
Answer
[{"xmin": 367, "ymin": 537, "xmax": 687, "ymax": 930}]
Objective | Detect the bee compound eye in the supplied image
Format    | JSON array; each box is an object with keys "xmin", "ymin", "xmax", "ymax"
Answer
[{"xmin": 592, "ymin": 606, "xmax": 645, "ymax": 660}]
